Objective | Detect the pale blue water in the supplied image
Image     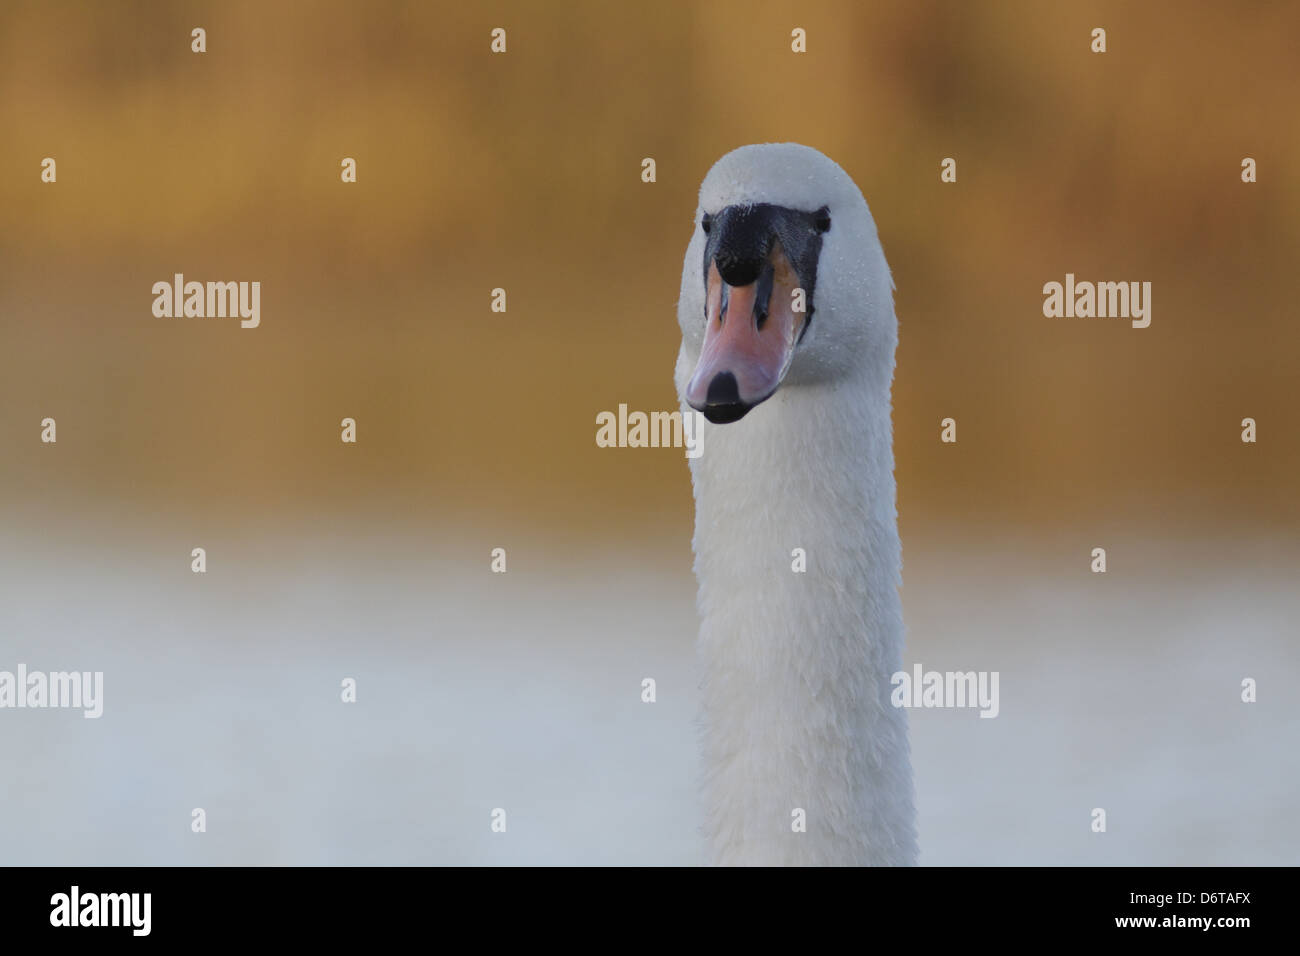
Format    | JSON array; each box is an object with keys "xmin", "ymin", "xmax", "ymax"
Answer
[{"xmin": 1, "ymin": 519, "xmax": 1295, "ymax": 865}]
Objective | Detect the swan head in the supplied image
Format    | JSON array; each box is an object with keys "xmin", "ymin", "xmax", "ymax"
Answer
[{"xmin": 676, "ymin": 143, "xmax": 894, "ymax": 424}]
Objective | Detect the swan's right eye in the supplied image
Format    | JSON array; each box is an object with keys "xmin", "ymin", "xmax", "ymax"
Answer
[{"xmin": 701, "ymin": 213, "xmax": 713, "ymax": 234}]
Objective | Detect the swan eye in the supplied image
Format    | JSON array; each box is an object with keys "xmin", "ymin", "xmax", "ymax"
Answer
[
  {"xmin": 813, "ymin": 207, "xmax": 831, "ymax": 233},
  {"xmin": 701, "ymin": 213, "xmax": 714, "ymax": 234}
]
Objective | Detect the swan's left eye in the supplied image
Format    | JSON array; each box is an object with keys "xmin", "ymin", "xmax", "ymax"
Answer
[{"xmin": 813, "ymin": 207, "xmax": 831, "ymax": 233}]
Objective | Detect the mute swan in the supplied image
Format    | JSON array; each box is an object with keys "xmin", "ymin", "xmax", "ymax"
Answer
[{"xmin": 675, "ymin": 143, "xmax": 917, "ymax": 866}]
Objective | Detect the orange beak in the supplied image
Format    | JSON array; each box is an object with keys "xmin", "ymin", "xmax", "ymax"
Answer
[{"xmin": 686, "ymin": 240, "xmax": 806, "ymax": 423}]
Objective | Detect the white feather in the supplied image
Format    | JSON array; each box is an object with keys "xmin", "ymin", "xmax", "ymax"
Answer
[{"xmin": 676, "ymin": 143, "xmax": 916, "ymax": 866}]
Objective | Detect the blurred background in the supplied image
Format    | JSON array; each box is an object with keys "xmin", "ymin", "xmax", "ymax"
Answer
[{"xmin": 0, "ymin": 0, "xmax": 1296, "ymax": 864}]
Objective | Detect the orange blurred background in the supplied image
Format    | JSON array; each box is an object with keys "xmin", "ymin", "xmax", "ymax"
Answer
[{"xmin": 2, "ymin": 0, "xmax": 1296, "ymax": 545}]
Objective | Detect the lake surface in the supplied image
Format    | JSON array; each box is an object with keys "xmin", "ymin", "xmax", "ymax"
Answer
[{"xmin": 1, "ymin": 522, "xmax": 1295, "ymax": 865}]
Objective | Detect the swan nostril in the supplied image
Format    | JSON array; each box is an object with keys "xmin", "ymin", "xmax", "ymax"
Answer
[
  {"xmin": 753, "ymin": 261, "xmax": 774, "ymax": 330},
  {"xmin": 705, "ymin": 371, "xmax": 741, "ymax": 407}
]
